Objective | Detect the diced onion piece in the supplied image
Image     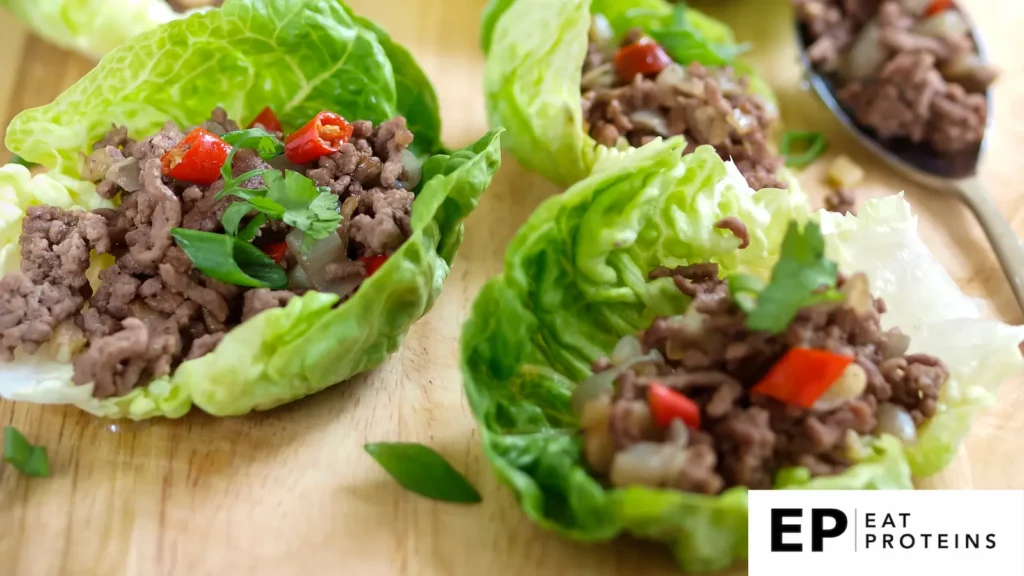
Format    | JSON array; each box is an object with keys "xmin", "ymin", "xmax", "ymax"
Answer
[
  {"xmin": 51, "ymin": 321, "xmax": 87, "ymax": 363},
  {"xmin": 589, "ymin": 14, "xmax": 614, "ymax": 45},
  {"xmin": 581, "ymin": 63, "xmax": 616, "ymax": 91},
  {"xmin": 813, "ymin": 363, "xmax": 868, "ymax": 412},
  {"xmin": 611, "ymin": 335, "xmax": 643, "ymax": 366},
  {"xmin": 106, "ymin": 157, "xmax": 142, "ymax": 192},
  {"xmin": 875, "ymin": 403, "xmax": 918, "ymax": 444},
  {"xmin": 288, "ymin": 265, "xmax": 313, "ymax": 289},
  {"xmin": 941, "ymin": 53, "xmax": 998, "ymax": 93},
  {"xmin": 727, "ymin": 109, "xmax": 757, "ymax": 135},
  {"xmin": 843, "ymin": 429, "xmax": 870, "ymax": 461},
  {"xmin": 666, "ymin": 418, "xmax": 690, "ymax": 447},
  {"xmin": 609, "ymin": 442, "xmax": 687, "ymax": 488},
  {"xmin": 843, "ymin": 21, "xmax": 887, "ymax": 80},
  {"xmin": 827, "ymin": 154, "xmax": 865, "ymax": 189},
  {"xmin": 841, "ymin": 272, "xmax": 872, "ymax": 315},
  {"xmin": 400, "ymin": 149, "xmax": 423, "ymax": 190},
  {"xmin": 571, "ymin": 369, "xmax": 619, "ymax": 416},
  {"xmin": 914, "ymin": 10, "xmax": 968, "ymax": 38},
  {"xmin": 286, "ymin": 229, "xmax": 361, "ymax": 296},
  {"xmin": 629, "ymin": 110, "xmax": 671, "ymax": 137}
]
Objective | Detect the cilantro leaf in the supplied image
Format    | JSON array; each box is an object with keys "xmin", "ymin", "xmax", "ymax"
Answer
[
  {"xmin": 3, "ymin": 426, "xmax": 50, "ymax": 477},
  {"xmin": 649, "ymin": 4, "xmax": 749, "ymax": 67},
  {"xmin": 222, "ymin": 128, "xmax": 285, "ymax": 160},
  {"xmin": 744, "ymin": 221, "xmax": 842, "ymax": 333},
  {"xmin": 726, "ymin": 273, "xmax": 765, "ymax": 313},
  {"xmin": 171, "ymin": 228, "xmax": 287, "ymax": 289},
  {"xmin": 221, "ymin": 201, "xmax": 253, "ymax": 236}
]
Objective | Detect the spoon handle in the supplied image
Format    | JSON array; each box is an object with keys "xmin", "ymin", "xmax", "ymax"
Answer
[{"xmin": 956, "ymin": 177, "xmax": 1024, "ymax": 314}]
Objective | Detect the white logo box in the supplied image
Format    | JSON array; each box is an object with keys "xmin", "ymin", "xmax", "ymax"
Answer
[{"xmin": 748, "ymin": 490, "xmax": 1024, "ymax": 576}]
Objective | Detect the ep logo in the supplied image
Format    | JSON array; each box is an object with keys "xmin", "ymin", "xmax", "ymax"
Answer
[{"xmin": 771, "ymin": 508, "xmax": 849, "ymax": 552}]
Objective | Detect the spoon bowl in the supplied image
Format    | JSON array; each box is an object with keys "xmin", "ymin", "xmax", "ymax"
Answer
[{"xmin": 795, "ymin": 8, "xmax": 1024, "ymax": 313}]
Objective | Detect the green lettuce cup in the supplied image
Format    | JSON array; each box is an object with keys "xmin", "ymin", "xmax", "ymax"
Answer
[
  {"xmin": 460, "ymin": 137, "xmax": 1024, "ymax": 571},
  {"xmin": 482, "ymin": 0, "xmax": 781, "ymax": 188},
  {"xmin": 0, "ymin": 0, "xmax": 219, "ymax": 59},
  {"xmin": 0, "ymin": 0, "xmax": 502, "ymax": 419}
]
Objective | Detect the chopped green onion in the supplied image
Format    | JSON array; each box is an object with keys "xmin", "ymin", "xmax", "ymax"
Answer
[
  {"xmin": 365, "ymin": 443, "xmax": 482, "ymax": 504},
  {"xmin": 781, "ymin": 131, "xmax": 828, "ymax": 168},
  {"xmin": 10, "ymin": 155, "xmax": 38, "ymax": 168},
  {"xmin": 171, "ymin": 228, "xmax": 287, "ymax": 289},
  {"xmin": 3, "ymin": 426, "xmax": 50, "ymax": 477}
]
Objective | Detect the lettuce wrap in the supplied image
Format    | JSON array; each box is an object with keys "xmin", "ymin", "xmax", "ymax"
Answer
[
  {"xmin": 0, "ymin": 0, "xmax": 502, "ymax": 419},
  {"xmin": 460, "ymin": 137, "xmax": 1024, "ymax": 571},
  {"xmin": 482, "ymin": 0, "xmax": 779, "ymax": 188},
  {"xmin": 0, "ymin": 0, "xmax": 217, "ymax": 60}
]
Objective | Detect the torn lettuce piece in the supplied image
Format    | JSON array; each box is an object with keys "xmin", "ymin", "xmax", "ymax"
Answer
[
  {"xmin": 482, "ymin": 0, "xmax": 776, "ymax": 187},
  {"xmin": 0, "ymin": 0, "xmax": 205, "ymax": 60},
  {"xmin": 6, "ymin": 0, "xmax": 444, "ymax": 175},
  {"xmin": 460, "ymin": 141, "xmax": 1023, "ymax": 571},
  {"xmin": 0, "ymin": 0, "xmax": 502, "ymax": 419}
]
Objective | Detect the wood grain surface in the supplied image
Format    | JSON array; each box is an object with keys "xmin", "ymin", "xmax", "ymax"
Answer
[{"xmin": 0, "ymin": 1, "xmax": 1022, "ymax": 575}]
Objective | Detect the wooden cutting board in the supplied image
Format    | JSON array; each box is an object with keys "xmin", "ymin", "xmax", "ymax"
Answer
[{"xmin": 0, "ymin": 1, "xmax": 1021, "ymax": 575}]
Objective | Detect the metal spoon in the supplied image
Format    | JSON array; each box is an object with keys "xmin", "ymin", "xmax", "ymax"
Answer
[{"xmin": 795, "ymin": 12, "xmax": 1024, "ymax": 314}]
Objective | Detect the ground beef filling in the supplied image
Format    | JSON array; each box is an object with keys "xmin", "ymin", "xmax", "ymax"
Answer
[
  {"xmin": 0, "ymin": 108, "xmax": 416, "ymax": 398},
  {"xmin": 794, "ymin": 0, "xmax": 995, "ymax": 153},
  {"xmin": 581, "ymin": 25, "xmax": 786, "ymax": 191},
  {"xmin": 579, "ymin": 263, "xmax": 948, "ymax": 494}
]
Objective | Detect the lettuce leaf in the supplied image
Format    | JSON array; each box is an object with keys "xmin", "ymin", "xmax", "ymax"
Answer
[
  {"xmin": 482, "ymin": 0, "xmax": 775, "ymax": 187},
  {"xmin": 0, "ymin": 0, "xmax": 502, "ymax": 419},
  {"xmin": 6, "ymin": 0, "xmax": 444, "ymax": 175},
  {"xmin": 460, "ymin": 140, "xmax": 1023, "ymax": 571},
  {"xmin": 0, "ymin": 0, "xmax": 204, "ymax": 60}
]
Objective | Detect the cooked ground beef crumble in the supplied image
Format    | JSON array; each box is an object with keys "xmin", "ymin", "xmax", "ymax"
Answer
[
  {"xmin": 1, "ymin": 108, "xmax": 417, "ymax": 398},
  {"xmin": 581, "ymin": 22, "xmax": 787, "ymax": 191},
  {"xmin": 579, "ymin": 262, "xmax": 948, "ymax": 494},
  {"xmin": 795, "ymin": 0, "xmax": 995, "ymax": 153}
]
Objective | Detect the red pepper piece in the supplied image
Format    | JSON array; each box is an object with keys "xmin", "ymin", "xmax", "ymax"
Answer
[
  {"xmin": 248, "ymin": 106, "xmax": 282, "ymax": 132},
  {"xmin": 751, "ymin": 347, "xmax": 854, "ymax": 409},
  {"xmin": 261, "ymin": 241, "xmax": 288, "ymax": 264},
  {"xmin": 360, "ymin": 254, "xmax": 389, "ymax": 276},
  {"xmin": 647, "ymin": 383, "xmax": 701, "ymax": 429},
  {"xmin": 614, "ymin": 38, "xmax": 672, "ymax": 81},
  {"xmin": 284, "ymin": 111, "xmax": 353, "ymax": 165},
  {"xmin": 160, "ymin": 128, "xmax": 232, "ymax": 186},
  {"xmin": 925, "ymin": 0, "xmax": 952, "ymax": 16}
]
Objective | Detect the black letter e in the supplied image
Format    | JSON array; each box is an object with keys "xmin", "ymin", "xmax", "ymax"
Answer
[{"xmin": 771, "ymin": 509, "xmax": 803, "ymax": 552}]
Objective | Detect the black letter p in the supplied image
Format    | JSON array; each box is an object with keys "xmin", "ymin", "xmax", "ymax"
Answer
[{"xmin": 811, "ymin": 509, "xmax": 848, "ymax": 552}]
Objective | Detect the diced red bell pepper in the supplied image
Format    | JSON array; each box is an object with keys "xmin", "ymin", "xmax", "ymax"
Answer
[
  {"xmin": 284, "ymin": 111, "xmax": 353, "ymax": 165},
  {"xmin": 925, "ymin": 0, "xmax": 952, "ymax": 16},
  {"xmin": 751, "ymin": 347, "xmax": 854, "ymax": 409},
  {"xmin": 160, "ymin": 128, "xmax": 232, "ymax": 185},
  {"xmin": 360, "ymin": 253, "xmax": 388, "ymax": 276},
  {"xmin": 261, "ymin": 241, "xmax": 288, "ymax": 264},
  {"xmin": 248, "ymin": 106, "xmax": 282, "ymax": 133},
  {"xmin": 614, "ymin": 38, "xmax": 672, "ymax": 81},
  {"xmin": 647, "ymin": 383, "xmax": 701, "ymax": 429}
]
